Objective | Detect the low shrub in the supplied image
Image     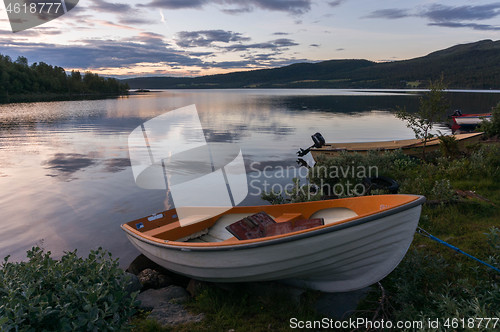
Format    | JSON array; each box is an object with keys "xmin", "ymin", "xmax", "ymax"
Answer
[
  {"xmin": 306, "ymin": 150, "xmax": 418, "ymax": 198},
  {"xmin": 297, "ymin": 145, "xmax": 500, "ymax": 202},
  {"xmin": 478, "ymin": 102, "xmax": 500, "ymax": 139},
  {"xmin": 0, "ymin": 247, "xmax": 138, "ymax": 331},
  {"xmin": 261, "ymin": 178, "xmax": 322, "ymax": 204},
  {"xmin": 438, "ymin": 133, "xmax": 460, "ymax": 159}
]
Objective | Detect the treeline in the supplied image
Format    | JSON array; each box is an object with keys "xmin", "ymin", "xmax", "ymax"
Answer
[{"xmin": 0, "ymin": 55, "xmax": 129, "ymax": 103}]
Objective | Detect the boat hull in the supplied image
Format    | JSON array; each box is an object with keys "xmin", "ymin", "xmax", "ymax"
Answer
[
  {"xmin": 453, "ymin": 115, "xmax": 491, "ymax": 126},
  {"xmin": 124, "ymin": 198, "xmax": 423, "ymax": 292},
  {"xmin": 310, "ymin": 132, "xmax": 483, "ymax": 159}
]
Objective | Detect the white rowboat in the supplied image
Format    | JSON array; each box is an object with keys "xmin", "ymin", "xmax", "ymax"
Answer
[{"xmin": 122, "ymin": 194, "xmax": 425, "ymax": 292}]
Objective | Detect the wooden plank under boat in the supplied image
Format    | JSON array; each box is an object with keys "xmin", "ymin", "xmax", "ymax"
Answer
[
  {"xmin": 122, "ymin": 194, "xmax": 425, "ymax": 292},
  {"xmin": 310, "ymin": 132, "xmax": 483, "ymax": 159}
]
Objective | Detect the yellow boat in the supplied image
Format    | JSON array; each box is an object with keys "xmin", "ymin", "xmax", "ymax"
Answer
[
  {"xmin": 305, "ymin": 132, "xmax": 483, "ymax": 159},
  {"xmin": 122, "ymin": 194, "xmax": 425, "ymax": 292}
]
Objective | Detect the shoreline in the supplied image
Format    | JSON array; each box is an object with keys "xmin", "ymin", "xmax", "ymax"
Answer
[{"xmin": 0, "ymin": 92, "xmax": 130, "ymax": 104}]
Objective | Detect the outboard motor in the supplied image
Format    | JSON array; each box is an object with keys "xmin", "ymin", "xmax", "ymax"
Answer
[
  {"xmin": 297, "ymin": 132, "xmax": 326, "ymax": 157},
  {"xmin": 311, "ymin": 132, "xmax": 325, "ymax": 148}
]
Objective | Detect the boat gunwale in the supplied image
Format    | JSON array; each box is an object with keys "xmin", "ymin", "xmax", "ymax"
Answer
[
  {"xmin": 452, "ymin": 113, "xmax": 491, "ymax": 118},
  {"xmin": 121, "ymin": 195, "xmax": 425, "ymax": 252}
]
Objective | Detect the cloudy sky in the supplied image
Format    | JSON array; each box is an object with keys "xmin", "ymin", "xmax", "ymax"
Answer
[{"xmin": 0, "ymin": 0, "xmax": 499, "ymax": 77}]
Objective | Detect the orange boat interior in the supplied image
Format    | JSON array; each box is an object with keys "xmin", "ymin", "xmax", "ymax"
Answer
[{"xmin": 122, "ymin": 194, "xmax": 420, "ymax": 246}]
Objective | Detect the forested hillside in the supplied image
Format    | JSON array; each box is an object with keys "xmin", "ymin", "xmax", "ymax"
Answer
[
  {"xmin": 0, "ymin": 55, "xmax": 129, "ymax": 103},
  {"xmin": 124, "ymin": 40, "xmax": 500, "ymax": 90}
]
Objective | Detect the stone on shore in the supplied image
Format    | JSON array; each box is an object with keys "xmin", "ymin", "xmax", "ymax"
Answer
[
  {"xmin": 137, "ymin": 286, "xmax": 204, "ymax": 326},
  {"xmin": 127, "ymin": 254, "xmax": 190, "ymax": 287},
  {"xmin": 137, "ymin": 268, "xmax": 173, "ymax": 290},
  {"xmin": 149, "ymin": 303, "xmax": 205, "ymax": 326},
  {"xmin": 137, "ymin": 286, "xmax": 190, "ymax": 310},
  {"xmin": 123, "ymin": 272, "xmax": 142, "ymax": 294},
  {"xmin": 186, "ymin": 279, "xmax": 207, "ymax": 297},
  {"xmin": 126, "ymin": 254, "xmax": 157, "ymax": 276}
]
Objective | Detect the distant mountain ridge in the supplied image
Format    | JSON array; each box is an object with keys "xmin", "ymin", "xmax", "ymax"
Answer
[{"xmin": 123, "ymin": 40, "xmax": 500, "ymax": 89}]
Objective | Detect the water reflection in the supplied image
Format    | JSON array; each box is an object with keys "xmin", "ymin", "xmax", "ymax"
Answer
[
  {"xmin": 44, "ymin": 153, "xmax": 97, "ymax": 179},
  {"xmin": 104, "ymin": 158, "xmax": 131, "ymax": 173},
  {"xmin": 43, "ymin": 154, "xmax": 132, "ymax": 179},
  {"xmin": 203, "ymin": 128, "xmax": 248, "ymax": 142},
  {"xmin": 446, "ymin": 92, "xmax": 500, "ymax": 113},
  {"xmin": 278, "ymin": 94, "xmax": 421, "ymax": 114},
  {"xmin": 0, "ymin": 89, "xmax": 499, "ymax": 266}
]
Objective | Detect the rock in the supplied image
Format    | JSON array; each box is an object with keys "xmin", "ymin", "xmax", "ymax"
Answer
[
  {"xmin": 127, "ymin": 254, "xmax": 191, "ymax": 287},
  {"xmin": 126, "ymin": 254, "xmax": 156, "ymax": 275},
  {"xmin": 137, "ymin": 285, "xmax": 203, "ymax": 327},
  {"xmin": 138, "ymin": 268, "xmax": 160, "ymax": 289},
  {"xmin": 137, "ymin": 268, "xmax": 173, "ymax": 289},
  {"xmin": 186, "ymin": 279, "xmax": 206, "ymax": 297},
  {"xmin": 158, "ymin": 274, "xmax": 173, "ymax": 288},
  {"xmin": 149, "ymin": 303, "xmax": 204, "ymax": 326},
  {"xmin": 137, "ymin": 286, "xmax": 190, "ymax": 310},
  {"xmin": 122, "ymin": 272, "xmax": 142, "ymax": 294}
]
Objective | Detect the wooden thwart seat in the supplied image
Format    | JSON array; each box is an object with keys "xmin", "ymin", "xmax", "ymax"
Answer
[{"xmin": 143, "ymin": 222, "xmax": 180, "ymax": 237}]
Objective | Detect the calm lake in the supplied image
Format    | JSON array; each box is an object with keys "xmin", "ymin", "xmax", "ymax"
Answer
[{"xmin": 1, "ymin": 89, "xmax": 499, "ymax": 266}]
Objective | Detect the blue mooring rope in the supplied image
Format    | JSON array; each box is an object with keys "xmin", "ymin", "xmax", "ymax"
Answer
[{"xmin": 417, "ymin": 227, "xmax": 500, "ymax": 274}]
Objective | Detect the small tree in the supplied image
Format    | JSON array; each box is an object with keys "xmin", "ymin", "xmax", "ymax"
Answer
[{"xmin": 396, "ymin": 76, "xmax": 448, "ymax": 160}]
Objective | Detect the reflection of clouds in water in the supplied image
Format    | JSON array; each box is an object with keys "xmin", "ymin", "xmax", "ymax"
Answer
[
  {"xmin": 43, "ymin": 154, "xmax": 133, "ymax": 180},
  {"xmin": 203, "ymin": 128, "xmax": 247, "ymax": 143},
  {"xmin": 104, "ymin": 158, "xmax": 131, "ymax": 173},
  {"xmin": 197, "ymin": 106, "xmax": 296, "ymax": 140},
  {"xmin": 255, "ymin": 123, "xmax": 295, "ymax": 136},
  {"xmin": 199, "ymin": 110, "xmax": 296, "ymax": 140},
  {"xmin": 43, "ymin": 153, "xmax": 96, "ymax": 179}
]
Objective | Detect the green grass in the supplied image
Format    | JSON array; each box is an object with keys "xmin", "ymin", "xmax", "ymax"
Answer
[
  {"xmin": 130, "ymin": 314, "xmax": 170, "ymax": 332},
  {"xmin": 351, "ymin": 147, "xmax": 500, "ymax": 327},
  {"xmin": 132, "ymin": 284, "xmax": 322, "ymax": 332}
]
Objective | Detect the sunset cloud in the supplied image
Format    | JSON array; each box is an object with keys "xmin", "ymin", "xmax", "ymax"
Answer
[
  {"xmin": 176, "ymin": 30, "xmax": 250, "ymax": 48},
  {"xmin": 140, "ymin": 0, "xmax": 312, "ymax": 15},
  {"xmin": 365, "ymin": 3, "xmax": 500, "ymax": 30}
]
